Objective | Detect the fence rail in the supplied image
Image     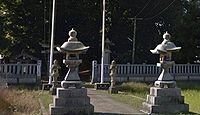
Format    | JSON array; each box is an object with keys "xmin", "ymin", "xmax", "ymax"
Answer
[
  {"xmin": 0, "ymin": 61, "xmax": 41, "ymax": 84},
  {"xmin": 91, "ymin": 60, "xmax": 200, "ymax": 83}
]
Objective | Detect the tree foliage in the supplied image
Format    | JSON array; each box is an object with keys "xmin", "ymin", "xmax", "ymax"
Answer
[
  {"xmin": 173, "ymin": 0, "xmax": 200, "ymax": 63},
  {"xmin": 0, "ymin": 0, "xmax": 44, "ymax": 57},
  {"xmin": 0, "ymin": 0, "xmax": 199, "ymax": 65}
]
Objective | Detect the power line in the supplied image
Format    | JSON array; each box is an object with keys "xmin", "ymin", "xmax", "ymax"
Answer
[
  {"xmin": 127, "ymin": 0, "xmax": 151, "ymax": 63},
  {"xmin": 142, "ymin": 0, "xmax": 161, "ymax": 18},
  {"xmin": 127, "ymin": 0, "xmax": 175, "ymax": 63},
  {"xmin": 144, "ymin": 0, "xmax": 176, "ymax": 20},
  {"xmin": 135, "ymin": 0, "xmax": 151, "ymax": 17}
]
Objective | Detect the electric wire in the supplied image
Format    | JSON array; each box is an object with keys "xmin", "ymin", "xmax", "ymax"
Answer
[
  {"xmin": 135, "ymin": 0, "xmax": 151, "ymax": 17},
  {"xmin": 144, "ymin": 0, "xmax": 176, "ymax": 20},
  {"xmin": 142, "ymin": 0, "xmax": 161, "ymax": 18}
]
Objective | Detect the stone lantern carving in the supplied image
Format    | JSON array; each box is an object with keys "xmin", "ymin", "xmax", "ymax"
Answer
[
  {"xmin": 142, "ymin": 32, "xmax": 189, "ymax": 114},
  {"xmin": 49, "ymin": 29, "xmax": 94, "ymax": 115},
  {"xmin": 50, "ymin": 59, "xmax": 60, "ymax": 95},
  {"xmin": 109, "ymin": 60, "xmax": 117, "ymax": 87},
  {"xmin": 108, "ymin": 60, "xmax": 118, "ymax": 94}
]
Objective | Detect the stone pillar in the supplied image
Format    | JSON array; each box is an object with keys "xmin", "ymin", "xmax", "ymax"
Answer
[
  {"xmin": 37, "ymin": 60, "xmax": 42, "ymax": 83},
  {"xmin": 90, "ymin": 60, "xmax": 97, "ymax": 84},
  {"xmin": 94, "ymin": 38, "xmax": 111, "ymax": 89},
  {"xmin": 104, "ymin": 38, "xmax": 111, "ymax": 64}
]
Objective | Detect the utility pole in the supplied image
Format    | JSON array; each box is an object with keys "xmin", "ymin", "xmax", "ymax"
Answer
[
  {"xmin": 128, "ymin": 17, "xmax": 143, "ymax": 64},
  {"xmin": 49, "ymin": 0, "xmax": 56, "ymax": 84},
  {"xmin": 100, "ymin": 0, "xmax": 106, "ymax": 83}
]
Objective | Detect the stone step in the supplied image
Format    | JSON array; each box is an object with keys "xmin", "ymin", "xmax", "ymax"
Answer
[
  {"xmin": 142, "ymin": 102, "xmax": 189, "ymax": 114},
  {"xmin": 150, "ymin": 87, "xmax": 181, "ymax": 97},
  {"xmin": 49, "ymin": 104, "xmax": 94, "ymax": 115},
  {"xmin": 53, "ymin": 96, "xmax": 90, "ymax": 106},
  {"xmin": 146, "ymin": 95, "xmax": 184, "ymax": 105},
  {"xmin": 56, "ymin": 87, "xmax": 87, "ymax": 98}
]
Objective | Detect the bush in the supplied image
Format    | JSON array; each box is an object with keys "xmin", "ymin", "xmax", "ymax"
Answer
[
  {"xmin": 119, "ymin": 82, "xmax": 150, "ymax": 93},
  {"xmin": 177, "ymin": 81, "xmax": 200, "ymax": 90}
]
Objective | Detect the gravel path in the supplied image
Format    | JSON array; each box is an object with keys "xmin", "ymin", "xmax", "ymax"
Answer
[{"xmin": 87, "ymin": 89, "xmax": 145, "ymax": 115}]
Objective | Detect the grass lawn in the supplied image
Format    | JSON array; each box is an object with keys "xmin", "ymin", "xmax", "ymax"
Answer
[{"xmin": 183, "ymin": 89, "xmax": 200, "ymax": 114}]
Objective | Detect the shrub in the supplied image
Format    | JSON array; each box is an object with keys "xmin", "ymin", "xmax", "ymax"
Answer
[{"xmin": 119, "ymin": 82, "xmax": 150, "ymax": 93}]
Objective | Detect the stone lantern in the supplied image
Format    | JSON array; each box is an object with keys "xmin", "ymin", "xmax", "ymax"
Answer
[
  {"xmin": 56, "ymin": 28, "xmax": 89, "ymax": 88},
  {"xmin": 150, "ymin": 32, "xmax": 181, "ymax": 88},
  {"xmin": 49, "ymin": 29, "xmax": 94, "ymax": 115},
  {"xmin": 142, "ymin": 32, "xmax": 189, "ymax": 114}
]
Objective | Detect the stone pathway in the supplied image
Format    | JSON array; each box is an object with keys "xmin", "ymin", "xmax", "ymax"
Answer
[{"xmin": 87, "ymin": 89, "xmax": 145, "ymax": 115}]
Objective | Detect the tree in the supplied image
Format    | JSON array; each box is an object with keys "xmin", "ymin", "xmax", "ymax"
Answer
[
  {"xmin": 0, "ymin": 0, "xmax": 199, "ymax": 65},
  {"xmin": 0, "ymin": 0, "xmax": 44, "ymax": 58},
  {"xmin": 173, "ymin": 0, "xmax": 200, "ymax": 63}
]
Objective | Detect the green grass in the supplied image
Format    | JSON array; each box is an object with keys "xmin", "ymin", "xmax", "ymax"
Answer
[
  {"xmin": 182, "ymin": 89, "xmax": 200, "ymax": 114},
  {"xmin": 118, "ymin": 82, "xmax": 150, "ymax": 98},
  {"xmin": 39, "ymin": 91, "xmax": 53, "ymax": 111},
  {"xmin": 177, "ymin": 81, "xmax": 200, "ymax": 114}
]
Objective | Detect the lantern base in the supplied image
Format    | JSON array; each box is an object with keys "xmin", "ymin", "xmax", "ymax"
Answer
[
  {"xmin": 49, "ymin": 87, "xmax": 94, "ymax": 115},
  {"xmin": 142, "ymin": 87, "xmax": 189, "ymax": 114},
  {"xmin": 61, "ymin": 80, "xmax": 83, "ymax": 89},
  {"xmin": 154, "ymin": 80, "xmax": 176, "ymax": 88}
]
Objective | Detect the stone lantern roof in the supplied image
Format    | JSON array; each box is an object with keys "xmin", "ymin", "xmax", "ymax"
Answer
[
  {"xmin": 150, "ymin": 32, "xmax": 181, "ymax": 54},
  {"xmin": 56, "ymin": 28, "xmax": 89, "ymax": 54}
]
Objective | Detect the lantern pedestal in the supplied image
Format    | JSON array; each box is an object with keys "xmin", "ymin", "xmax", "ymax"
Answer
[
  {"xmin": 49, "ymin": 87, "xmax": 94, "ymax": 115},
  {"xmin": 142, "ymin": 87, "xmax": 189, "ymax": 114}
]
